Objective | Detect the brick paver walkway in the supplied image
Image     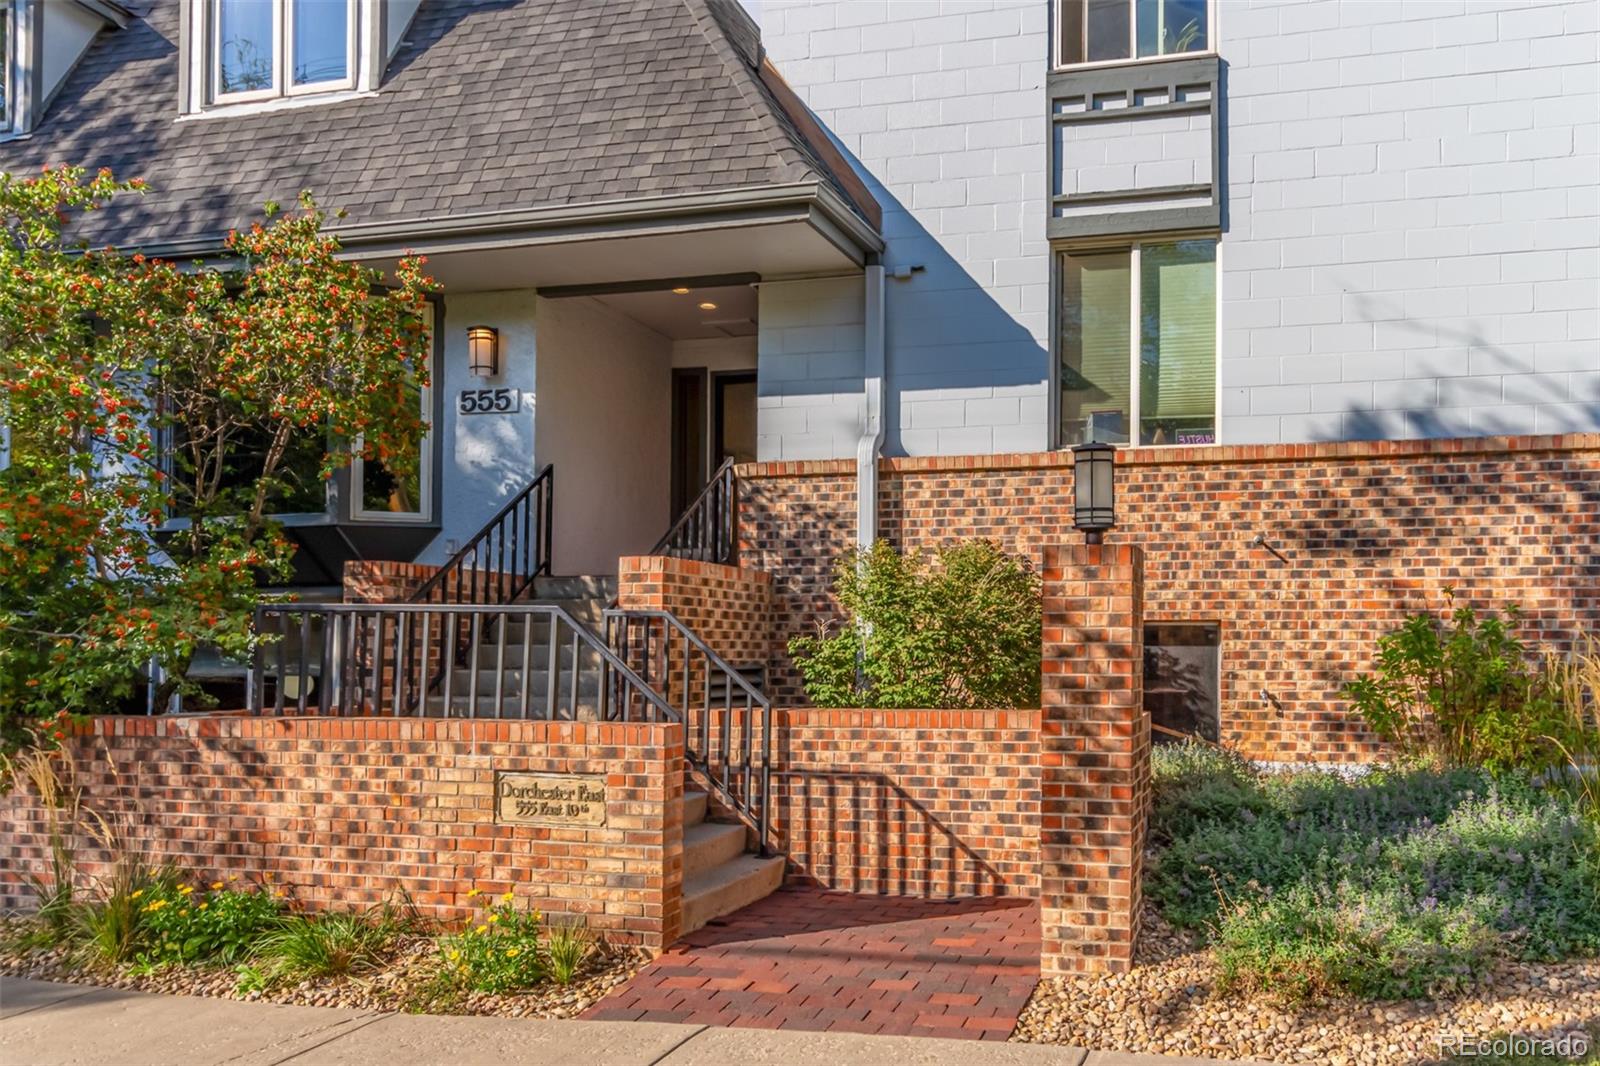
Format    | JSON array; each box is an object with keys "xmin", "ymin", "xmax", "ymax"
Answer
[{"xmin": 583, "ymin": 889, "xmax": 1040, "ymax": 1041}]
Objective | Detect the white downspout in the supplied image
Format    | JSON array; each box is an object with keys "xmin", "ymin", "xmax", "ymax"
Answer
[{"xmin": 856, "ymin": 262, "xmax": 886, "ymax": 551}]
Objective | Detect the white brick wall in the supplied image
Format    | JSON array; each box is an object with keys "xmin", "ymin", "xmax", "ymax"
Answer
[
  {"xmin": 757, "ymin": 276, "xmax": 867, "ymax": 460},
  {"xmin": 1222, "ymin": 0, "xmax": 1600, "ymax": 442},
  {"xmin": 756, "ymin": 0, "xmax": 1600, "ymax": 453},
  {"xmin": 758, "ymin": 0, "xmax": 1051, "ymax": 459}
]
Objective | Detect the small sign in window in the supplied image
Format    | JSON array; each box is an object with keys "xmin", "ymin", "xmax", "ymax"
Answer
[{"xmin": 1144, "ymin": 624, "xmax": 1220, "ymax": 743}]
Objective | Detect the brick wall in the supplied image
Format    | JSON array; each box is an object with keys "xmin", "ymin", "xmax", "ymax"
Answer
[
  {"xmin": 1, "ymin": 716, "xmax": 685, "ymax": 948},
  {"xmin": 770, "ymin": 708, "xmax": 1039, "ymax": 897},
  {"xmin": 343, "ymin": 560, "xmax": 438, "ymax": 603},
  {"xmin": 616, "ymin": 556, "xmax": 774, "ymax": 675},
  {"xmin": 740, "ymin": 434, "xmax": 1600, "ymax": 762}
]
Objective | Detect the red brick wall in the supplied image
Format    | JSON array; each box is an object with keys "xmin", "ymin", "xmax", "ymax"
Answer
[
  {"xmin": 1039, "ymin": 545, "xmax": 1148, "ymax": 974},
  {"xmin": 740, "ymin": 434, "xmax": 1600, "ymax": 763},
  {"xmin": 343, "ymin": 561, "xmax": 520, "ymax": 605},
  {"xmin": 1, "ymin": 716, "xmax": 685, "ymax": 948},
  {"xmin": 616, "ymin": 556, "xmax": 774, "ymax": 675},
  {"xmin": 770, "ymin": 708, "xmax": 1039, "ymax": 897}
]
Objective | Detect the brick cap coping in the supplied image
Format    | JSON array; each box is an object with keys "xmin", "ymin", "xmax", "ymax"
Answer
[
  {"xmin": 736, "ymin": 433, "xmax": 1600, "ymax": 479},
  {"xmin": 617, "ymin": 555, "xmax": 772, "ymax": 584}
]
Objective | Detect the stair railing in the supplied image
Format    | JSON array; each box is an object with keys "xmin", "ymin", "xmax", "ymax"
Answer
[
  {"xmin": 410, "ymin": 464, "xmax": 553, "ymax": 607},
  {"xmin": 652, "ymin": 458, "xmax": 737, "ymax": 565},
  {"xmin": 248, "ymin": 602, "xmax": 677, "ymax": 725},
  {"xmin": 602, "ymin": 607, "xmax": 772, "ymax": 856}
]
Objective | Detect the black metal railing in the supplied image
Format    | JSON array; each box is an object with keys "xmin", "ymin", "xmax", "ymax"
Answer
[
  {"xmin": 248, "ymin": 602, "xmax": 675, "ymax": 723},
  {"xmin": 652, "ymin": 458, "xmax": 737, "ymax": 565},
  {"xmin": 604, "ymin": 607, "xmax": 771, "ymax": 855},
  {"xmin": 410, "ymin": 464, "xmax": 553, "ymax": 606}
]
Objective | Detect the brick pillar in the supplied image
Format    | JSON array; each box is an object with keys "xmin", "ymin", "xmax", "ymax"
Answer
[{"xmin": 1039, "ymin": 543, "xmax": 1149, "ymax": 975}]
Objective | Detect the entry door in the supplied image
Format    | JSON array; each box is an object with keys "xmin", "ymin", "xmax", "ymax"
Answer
[{"xmin": 671, "ymin": 369, "xmax": 757, "ymax": 516}]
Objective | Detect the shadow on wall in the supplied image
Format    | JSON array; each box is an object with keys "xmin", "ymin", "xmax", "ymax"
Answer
[
  {"xmin": 774, "ymin": 769, "xmax": 1030, "ymax": 899},
  {"xmin": 767, "ymin": 136, "xmax": 1050, "ymax": 456}
]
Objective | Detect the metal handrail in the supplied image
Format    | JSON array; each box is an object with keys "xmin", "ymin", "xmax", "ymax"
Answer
[
  {"xmin": 603, "ymin": 606, "xmax": 772, "ymax": 856},
  {"xmin": 410, "ymin": 464, "xmax": 553, "ymax": 606},
  {"xmin": 248, "ymin": 602, "xmax": 677, "ymax": 725},
  {"xmin": 651, "ymin": 458, "xmax": 737, "ymax": 565}
]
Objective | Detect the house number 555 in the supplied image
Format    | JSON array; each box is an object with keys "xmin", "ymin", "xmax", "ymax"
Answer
[{"xmin": 458, "ymin": 388, "xmax": 520, "ymax": 415}]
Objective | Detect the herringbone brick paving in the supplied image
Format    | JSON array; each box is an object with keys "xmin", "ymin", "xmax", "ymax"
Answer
[{"xmin": 583, "ymin": 889, "xmax": 1040, "ymax": 1040}]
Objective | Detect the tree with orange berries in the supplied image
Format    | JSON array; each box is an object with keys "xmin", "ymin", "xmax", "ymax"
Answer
[{"xmin": 1, "ymin": 166, "xmax": 434, "ymax": 752}]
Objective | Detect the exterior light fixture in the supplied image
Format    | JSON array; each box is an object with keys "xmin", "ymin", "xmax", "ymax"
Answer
[
  {"xmin": 467, "ymin": 326, "xmax": 500, "ymax": 378},
  {"xmin": 1071, "ymin": 441, "xmax": 1116, "ymax": 544},
  {"xmin": 698, "ymin": 301, "xmax": 718, "ymax": 310},
  {"xmin": 672, "ymin": 287, "xmax": 691, "ymax": 295}
]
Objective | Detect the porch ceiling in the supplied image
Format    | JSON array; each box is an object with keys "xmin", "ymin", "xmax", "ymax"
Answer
[{"xmin": 342, "ymin": 185, "xmax": 878, "ymax": 294}]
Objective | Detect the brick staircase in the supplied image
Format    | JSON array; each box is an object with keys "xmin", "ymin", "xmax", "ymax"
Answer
[{"xmin": 681, "ymin": 782, "xmax": 785, "ymax": 935}]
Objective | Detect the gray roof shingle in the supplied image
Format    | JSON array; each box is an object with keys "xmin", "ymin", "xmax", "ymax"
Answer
[{"xmin": 1, "ymin": 0, "xmax": 877, "ymax": 250}]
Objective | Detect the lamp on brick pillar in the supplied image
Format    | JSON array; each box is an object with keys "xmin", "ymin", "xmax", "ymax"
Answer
[{"xmin": 1071, "ymin": 441, "xmax": 1116, "ymax": 544}]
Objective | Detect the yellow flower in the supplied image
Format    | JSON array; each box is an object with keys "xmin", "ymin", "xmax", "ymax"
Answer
[
  {"xmin": 211, "ymin": 882, "xmax": 223, "ymax": 890},
  {"xmin": 179, "ymin": 885, "xmax": 194, "ymax": 895},
  {"xmin": 179, "ymin": 909, "xmax": 189, "ymax": 917},
  {"xmin": 466, "ymin": 887, "xmax": 481, "ymax": 898},
  {"xmin": 274, "ymin": 890, "xmax": 285, "ymax": 898},
  {"xmin": 500, "ymin": 891, "xmax": 514, "ymax": 903},
  {"xmin": 475, "ymin": 925, "xmax": 488, "ymax": 934},
  {"xmin": 130, "ymin": 889, "xmax": 143, "ymax": 900},
  {"xmin": 505, "ymin": 948, "xmax": 519, "ymax": 958},
  {"xmin": 488, "ymin": 915, "xmax": 499, "ymax": 924},
  {"xmin": 144, "ymin": 900, "xmax": 166, "ymax": 912},
  {"xmin": 447, "ymin": 950, "xmax": 460, "ymax": 961},
  {"xmin": 228, "ymin": 875, "xmax": 239, "ymax": 882},
  {"xmin": 198, "ymin": 903, "xmax": 209, "ymax": 911}
]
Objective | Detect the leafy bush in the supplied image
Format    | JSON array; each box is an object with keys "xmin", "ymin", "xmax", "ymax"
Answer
[
  {"xmin": 788, "ymin": 540, "xmax": 1041, "ymax": 709},
  {"xmin": 1148, "ymin": 742, "xmax": 1600, "ymax": 1001},
  {"xmin": 256, "ymin": 901, "xmax": 412, "ymax": 980},
  {"xmin": 1341, "ymin": 593, "xmax": 1573, "ymax": 773},
  {"xmin": 136, "ymin": 879, "xmax": 283, "ymax": 966},
  {"xmin": 439, "ymin": 893, "xmax": 550, "ymax": 994}
]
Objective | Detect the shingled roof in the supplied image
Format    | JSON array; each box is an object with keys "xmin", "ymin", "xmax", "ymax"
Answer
[{"xmin": 0, "ymin": 0, "xmax": 878, "ymax": 252}]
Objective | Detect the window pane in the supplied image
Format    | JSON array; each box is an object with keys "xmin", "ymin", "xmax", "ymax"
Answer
[
  {"xmin": 1058, "ymin": 0, "xmax": 1084, "ymax": 65},
  {"xmin": 1059, "ymin": 250, "xmax": 1132, "ymax": 445},
  {"xmin": 292, "ymin": 0, "xmax": 348, "ymax": 85},
  {"xmin": 1085, "ymin": 0, "xmax": 1131, "ymax": 62},
  {"xmin": 1138, "ymin": 0, "xmax": 1207, "ymax": 57},
  {"xmin": 1139, "ymin": 240, "xmax": 1216, "ymax": 445},
  {"xmin": 1145, "ymin": 624, "xmax": 1220, "ymax": 743},
  {"xmin": 217, "ymin": 0, "xmax": 275, "ymax": 94}
]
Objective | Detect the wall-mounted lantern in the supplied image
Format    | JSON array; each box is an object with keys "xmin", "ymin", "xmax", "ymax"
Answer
[
  {"xmin": 1071, "ymin": 441, "xmax": 1116, "ymax": 544},
  {"xmin": 467, "ymin": 326, "xmax": 500, "ymax": 378}
]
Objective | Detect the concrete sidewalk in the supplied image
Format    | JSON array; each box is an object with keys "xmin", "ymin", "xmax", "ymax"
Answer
[{"xmin": 0, "ymin": 977, "xmax": 1250, "ymax": 1066}]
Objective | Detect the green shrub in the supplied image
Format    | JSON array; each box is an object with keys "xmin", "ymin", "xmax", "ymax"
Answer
[
  {"xmin": 439, "ymin": 893, "xmax": 549, "ymax": 994},
  {"xmin": 788, "ymin": 540, "xmax": 1041, "ymax": 709},
  {"xmin": 1341, "ymin": 593, "xmax": 1573, "ymax": 773},
  {"xmin": 545, "ymin": 921, "xmax": 594, "ymax": 986},
  {"xmin": 256, "ymin": 901, "xmax": 412, "ymax": 980},
  {"xmin": 1147, "ymin": 743, "xmax": 1600, "ymax": 1001},
  {"xmin": 136, "ymin": 879, "xmax": 283, "ymax": 966}
]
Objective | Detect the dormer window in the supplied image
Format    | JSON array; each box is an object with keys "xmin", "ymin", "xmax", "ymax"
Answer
[{"xmin": 211, "ymin": 0, "xmax": 354, "ymax": 103}]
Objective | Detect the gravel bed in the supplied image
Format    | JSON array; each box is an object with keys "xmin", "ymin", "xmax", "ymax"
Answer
[
  {"xmin": 1012, "ymin": 908, "xmax": 1600, "ymax": 1065},
  {"xmin": 0, "ymin": 932, "xmax": 642, "ymax": 1019}
]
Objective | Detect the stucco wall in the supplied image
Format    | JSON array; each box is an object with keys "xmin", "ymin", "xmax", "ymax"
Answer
[
  {"xmin": 754, "ymin": 0, "xmax": 1599, "ymax": 450},
  {"xmin": 535, "ymin": 296, "xmax": 672, "ymax": 575},
  {"xmin": 424, "ymin": 290, "xmax": 539, "ymax": 565}
]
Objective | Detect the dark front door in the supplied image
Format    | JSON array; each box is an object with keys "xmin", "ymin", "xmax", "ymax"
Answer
[{"xmin": 672, "ymin": 369, "xmax": 757, "ymax": 516}]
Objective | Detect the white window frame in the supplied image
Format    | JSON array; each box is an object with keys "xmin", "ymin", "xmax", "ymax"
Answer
[
  {"xmin": 207, "ymin": 0, "xmax": 357, "ymax": 107},
  {"xmin": 0, "ymin": 1, "xmax": 15, "ymax": 135},
  {"xmin": 1052, "ymin": 0, "xmax": 1218, "ymax": 73},
  {"xmin": 1054, "ymin": 236, "xmax": 1222, "ymax": 449},
  {"xmin": 350, "ymin": 302, "xmax": 434, "ymax": 523}
]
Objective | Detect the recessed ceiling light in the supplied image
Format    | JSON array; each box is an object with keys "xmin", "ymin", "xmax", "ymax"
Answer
[
  {"xmin": 698, "ymin": 301, "xmax": 718, "ymax": 310},
  {"xmin": 672, "ymin": 287, "xmax": 691, "ymax": 294}
]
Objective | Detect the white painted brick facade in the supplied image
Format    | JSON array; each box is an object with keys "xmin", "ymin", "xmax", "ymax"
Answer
[{"xmin": 754, "ymin": 0, "xmax": 1599, "ymax": 455}]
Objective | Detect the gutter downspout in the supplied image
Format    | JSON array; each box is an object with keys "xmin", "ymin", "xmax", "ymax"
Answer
[{"xmin": 856, "ymin": 261, "xmax": 886, "ymax": 551}]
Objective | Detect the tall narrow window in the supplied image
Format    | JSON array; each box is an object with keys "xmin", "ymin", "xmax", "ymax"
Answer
[
  {"xmin": 1057, "ymin": 239, "xmax": 1217, "ymax": 447},
  {"xmin": 0, "ymin": 4, "xmax": 12, "ymax": 131},
  {"xmin": 1057, "ymin": 0, "xmax": 1209, "ymax": 67},
  {"xmin": 210, "ymin": 0, "xmax": 355, "ymax": 105},
  {"xmin": 353, "ymin": 303, "xmax": 433, "ymax": 520}
]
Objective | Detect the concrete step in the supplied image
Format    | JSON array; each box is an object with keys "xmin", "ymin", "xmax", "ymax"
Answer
[
  {"xmin": 681, "ymin": 854, "xmax": 785, "ymax": 936},
  {"xmin": 449, "ymin": 668, "xmax": 601, "ymax": 697},
  {"xmin": 683, "ymin": 790, "xmax": 708, "ymax": 828},
  {"xmin": 530, "ymin": 576, "xmax": 617, "ymax": 601},
  {"xmin": 472, "ymin": 641, "xmax": 585, "ymax": 669},
  {"xmin": 683, "ymin": 821, "xmax": 747, "ymax": 880}
]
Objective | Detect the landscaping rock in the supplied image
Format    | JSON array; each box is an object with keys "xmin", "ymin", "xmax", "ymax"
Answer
[{"xmin": 1011, "ymin": 908, "xmax": 1600, "ymax": 1065}]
